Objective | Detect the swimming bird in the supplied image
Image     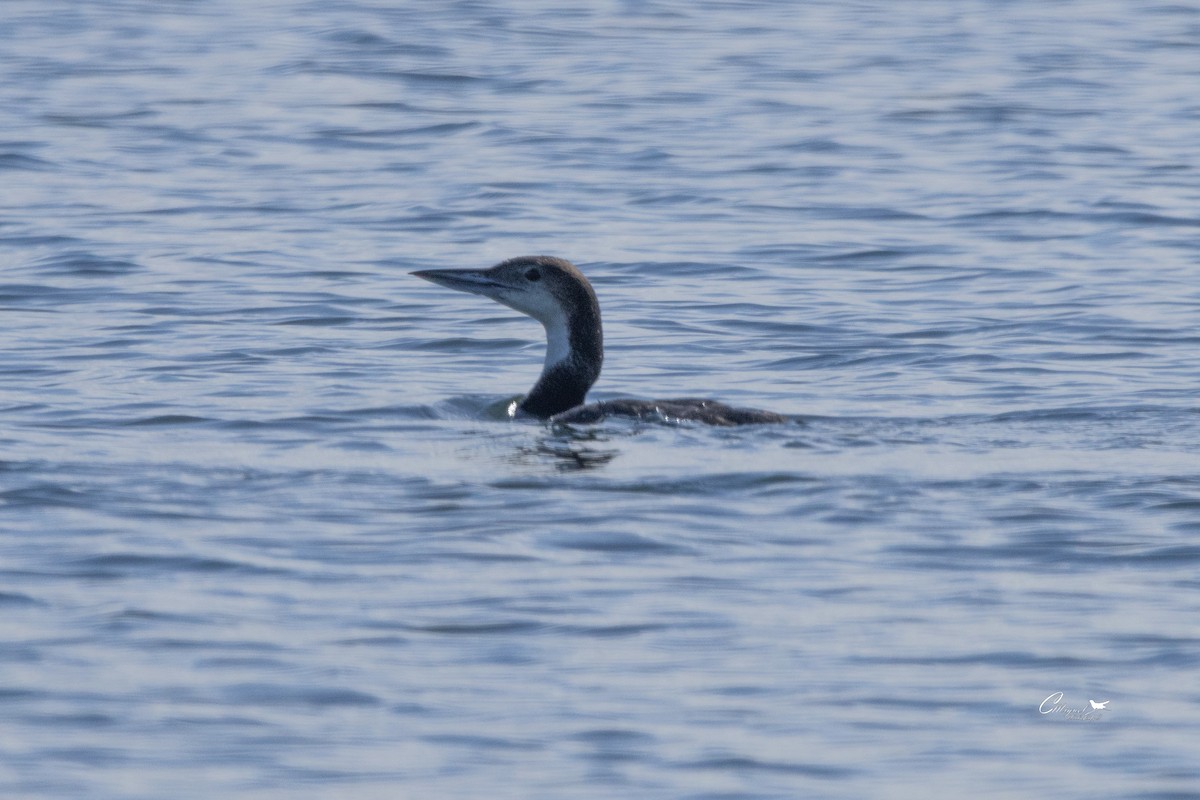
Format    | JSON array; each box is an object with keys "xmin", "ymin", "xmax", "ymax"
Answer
[
  {"xmin": 411, "ymin": 256, "xmax": 787, "ymax": 426},
  {"xmin": 1089, "ymin": 700, "xmax": 1109, "ymax": 710}
]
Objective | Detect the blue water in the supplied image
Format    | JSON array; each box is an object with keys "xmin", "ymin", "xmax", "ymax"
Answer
[{"xmin": 2, "ymin": 1, "xmax": 1199, "ymax": 797}]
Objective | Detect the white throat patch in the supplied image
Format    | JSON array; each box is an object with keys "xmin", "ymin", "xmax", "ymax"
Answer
[
  {"xmin": 542, "ymin": 310, "xmax": 572, "ymax": 370},
  {"xmin": 490, "ymin": 283, "xmax": 575, "ymax": 372}
]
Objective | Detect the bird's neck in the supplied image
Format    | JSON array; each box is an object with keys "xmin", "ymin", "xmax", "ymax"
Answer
[
  {"xmin": 519, "ymin": 303, "xmax": 602, "ymax": 418},
  {"xmin": 519, "ymin": 357, "xmax": 595, "ymax": 418}
]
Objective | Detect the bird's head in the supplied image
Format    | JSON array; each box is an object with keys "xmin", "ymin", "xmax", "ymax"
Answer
[
  {"xmin": 412, "ymin": 256, "xmax": 591, "ymax": 326},
  {"xmin": 412, "ymin": 256, "xmax": 602, "ymax": 371}
]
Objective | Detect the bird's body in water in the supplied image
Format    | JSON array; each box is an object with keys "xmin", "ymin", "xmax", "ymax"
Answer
[{"xmin": 411, "ymin": 256, "xmax": 788, "ymax": 426}]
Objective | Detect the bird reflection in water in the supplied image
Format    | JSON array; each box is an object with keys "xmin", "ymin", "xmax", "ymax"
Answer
[{"xmin": 510, "ymin": 428, "xmax": 618, "ymax": 472}]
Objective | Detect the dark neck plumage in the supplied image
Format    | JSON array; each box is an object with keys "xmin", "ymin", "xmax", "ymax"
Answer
[
  {"xmin": 519, "ymin": 357, "xmax": 596, "ymax": 418},
  {"xmin": 518, "ymin": 281, "xmax": 603, "ymax": 418}
]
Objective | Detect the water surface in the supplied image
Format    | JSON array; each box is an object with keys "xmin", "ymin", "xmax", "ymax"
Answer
[{"xmin": 2, "ymin": 1, "xmax": 1199, "ymax": 798}]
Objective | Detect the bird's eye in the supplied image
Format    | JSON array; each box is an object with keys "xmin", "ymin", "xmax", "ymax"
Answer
[{"xmin": 524, "ymin": 268, "xmax": 541, "ymax": 282}]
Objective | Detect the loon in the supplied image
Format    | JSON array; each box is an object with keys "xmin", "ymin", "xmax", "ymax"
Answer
[{"xmin": 411, "ymin": 256, "xmax": 788, "ymax": 426}]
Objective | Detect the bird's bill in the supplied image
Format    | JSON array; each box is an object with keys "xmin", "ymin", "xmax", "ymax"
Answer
[{"xmin": 410, "ymin": 268, "xmax": 510, "ymax": 297}]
